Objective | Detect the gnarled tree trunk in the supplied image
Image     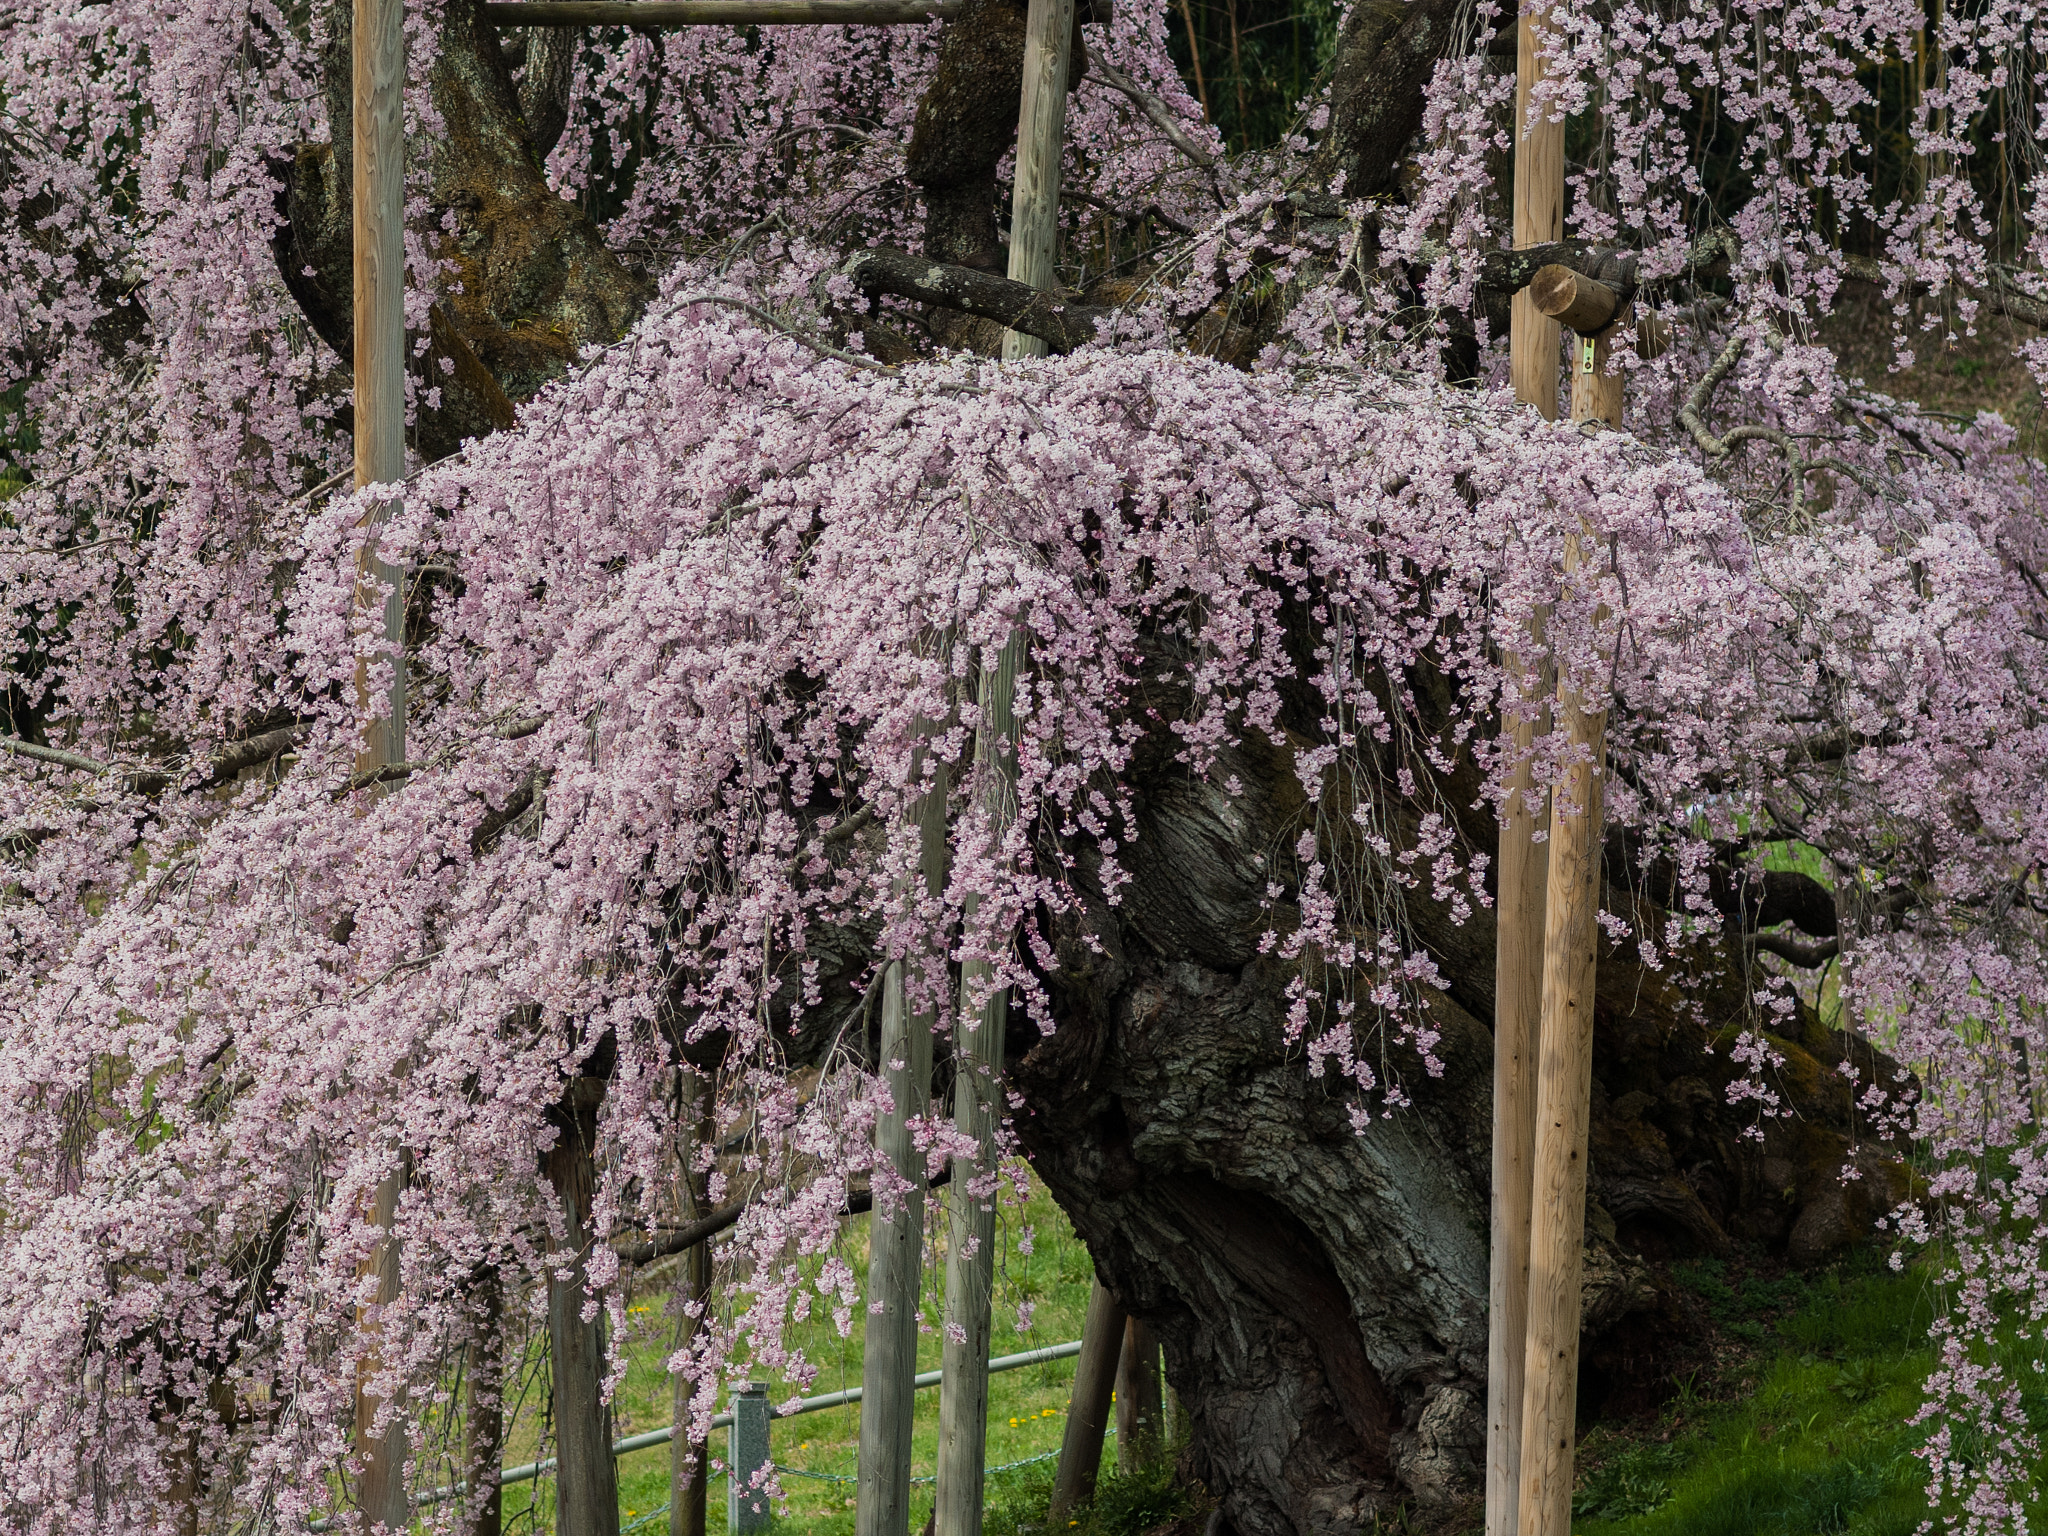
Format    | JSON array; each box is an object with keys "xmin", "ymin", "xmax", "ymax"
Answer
[{"xmin": 1010, "ymin": 699, "xmax": 1908, "ymax": 1536}]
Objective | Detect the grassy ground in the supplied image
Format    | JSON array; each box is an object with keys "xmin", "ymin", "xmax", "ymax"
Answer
[
  {"xmin": 494, "ymin": 1174, "xmax": 1122, "ymax": 1534},
  {"xmin": 1569, "ymin": 1251, "xmax": 2048, "ymax": 1536},
  {"xmin": 464, "ymin": 1180, "xmax": 2041, "ymax": 1536}
]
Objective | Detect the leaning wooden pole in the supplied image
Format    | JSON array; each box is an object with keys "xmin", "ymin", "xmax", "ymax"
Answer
[
  {"xmin": 933, "ymin": 631, "xmax": 1027, "ymax": 1536},
  {"xmin": 1114, "ymin": 1315, "xmax": 1164, "ymax": 1471},
  {"xmin": 350, "ymin": 0, "xmax": 409, "ymax": 1516},
  {"xmin": 857, "ymin": 735, "xmax": 952, "ymax": 1536},
  {"xmin": 1001, "ymin": 0, "xmax": 1077, "ymax": 361},
  {"xmin": 1048, "ymin": 1278, "xmax": 1126, "ymax": 1519},
  {"xmin": 1510, "ymin": 5, "xmax": 1564, "ymax": 418}
]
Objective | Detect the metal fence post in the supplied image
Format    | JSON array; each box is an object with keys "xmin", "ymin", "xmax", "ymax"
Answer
[{"xmin": 727, "ymin": 1383, "xmax": 771, "ymax": 1535}]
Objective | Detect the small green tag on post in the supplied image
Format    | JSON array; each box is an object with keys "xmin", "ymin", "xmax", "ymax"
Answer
[{"xmin": 1580, "ymin": 337, "xmax": 1597, "ymax": 374}]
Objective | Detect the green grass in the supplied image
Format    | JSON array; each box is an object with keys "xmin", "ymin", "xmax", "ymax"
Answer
[
  {"xmin": 495, "ymin": 1174, "xmax": 1116, "ymax": 1534},
  {"xmin": 1571, "ymin": 1255, "xmax": 2048, "ymax": 1536}
]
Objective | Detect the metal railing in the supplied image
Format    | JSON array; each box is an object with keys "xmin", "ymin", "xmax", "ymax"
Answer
[{"xmin": 307, "ymin": 1338, "xmax": 1082, "ymax": 1531}]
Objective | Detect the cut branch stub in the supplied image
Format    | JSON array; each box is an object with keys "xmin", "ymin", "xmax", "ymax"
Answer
[{"xmin": 1529, "ymin": 264, "xmax": 1619, "ymax": 335}]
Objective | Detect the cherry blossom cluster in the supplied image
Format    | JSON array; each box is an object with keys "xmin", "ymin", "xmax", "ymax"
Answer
[{"xmin": 2, "ymin": 0, "xmax": 2048, "ymax": 1528}]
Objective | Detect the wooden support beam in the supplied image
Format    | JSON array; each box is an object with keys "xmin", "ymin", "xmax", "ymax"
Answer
[
  {"xmin": 350, "ymin": 0, "xmax": 409, "ymax": 1514},
  {"xmin": 933, "ymin": 631, "xmax": 1028, "ymax": 1536},
  {"xmin": 1049, "ymin": 1279, "xmax": 1126, "ymax": 1518},
  {"xmin": 1001, "ymin": 0, "xmax": 1078, "ymax": 361},
  {"xmin": 465, "ymin": 1271, "xmax": 505, "ymax": 1536},
  {"xmin": 548, "ymin": 1079, "xmax": 620, "ymax": 1536},
  {"xmin": 1486, "ymin": 623, "xmax": 1548, "ymax": 1536},
  {"xmin": 670, "ymin": 1072, "xmax": 715, "ymax": 1536},
  {"xmin": 1115, "ymin": 1317, "xmax": 1163, "ymax": 1471},
  {"xmin": 1509, "ymin": 0, "xmax": 1565, "ymax": 419},
  {"xmin": 1491, "ymin": 4, "xmax": 1564, "ymax": 1521},
  {"xmin": 1528, "ymin": 260, "xmax": 1669, "ymax": 373},
  {"xmin": 1515, "ymin": 535, "xmax": 1611, "ymax": 1536},
  {"xmin": 481, "ymin": 0, "xmax": 957, "ymax": 23},
  {"xmin": 857, "ymin": 735, "xmax": 951, "ymax": 1536},
  {"xmin": 1568, "ymin": 325, "xmax": 1624, "ymax": 429}
]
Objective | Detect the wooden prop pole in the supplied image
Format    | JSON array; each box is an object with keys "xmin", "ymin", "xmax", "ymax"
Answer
[
  {"xmin": 1115, "ymin": 1316, "xmax": 1164, "ymax": 1471},
  {"xmin": 933, "ymin": 631, "xmax": 1028, "ymax": 1536},
  {"xmin": 465, "ymin": 1270, "xmax": 505, "ymax": 1536},
  {"xmin": 547, "ymin": 1080, "xmax": 621, "ymax": 1536},
  {"xmin": 1510, "ymin": 8, "xmax": 1565, "ymax": 418},
  {"xmin": 1049, "ymin": 1278, "xmax": 1126, "ymax": 1518},
  {"xmin": 670, "ymin": 1074, "xmax": 716, "ymax": 1536},
  {"xmin": 482, "ymin": 0, "xmax": 958, "ymax": 23},
  {"xmin": 1485, "ymin": 623, "xmax": 1548, "ymax": 1536},
  {"xmin": 1491, "ymin": 8, "xmax": 1566, "ymax": 1516},
  {"xmin": 350, "ymin": 0, "xmax": 408, "ymax": 1516},
  {"xmin": 1514, "ymin": 533, "xmax": 1612, "ymax": 1536},
  {"xmin": 857, "ymin": 743, "xmax": 952, "ymax": 1536},
  {"xmin": 1001, "ymin": 0, "xmax": 1078, "ymax": 360}
]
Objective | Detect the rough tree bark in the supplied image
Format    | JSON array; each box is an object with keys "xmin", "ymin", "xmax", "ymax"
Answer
[{"xmin": 1007, "ymin": 665, "xmax": 1911, "ymax": 1536}]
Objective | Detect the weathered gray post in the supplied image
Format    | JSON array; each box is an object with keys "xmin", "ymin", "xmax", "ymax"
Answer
[
  {"xmin": 348, "ymin": 0, "xmax": 409, "ymax": 1517},
  {"xmin": 727, "ymin": 1383, "xmax": 772, "ymax": 1535},
  {"xmin": 1000, "ymin": 0, "xmax": 1077, "ymax": 360},
  {"xmin": 857, "ymin": 734, "xmax": 951, "ymax": 1536},
  {"xmin": 933, "ymin": 633, "xmax": 1027, "ymax": 1536}
]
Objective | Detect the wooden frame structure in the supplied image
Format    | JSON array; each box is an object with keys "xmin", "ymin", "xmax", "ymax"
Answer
[{"xmin": 348, "ymin": 0, "xmax": 1077, "ymax": 1526}]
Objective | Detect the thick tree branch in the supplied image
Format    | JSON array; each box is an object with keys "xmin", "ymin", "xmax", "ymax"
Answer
[
  {"xmin": 613, "ymin": 1166, "xmax": 951, "ymax": 1266},
  {"xmin": 843, "ymin": 248, "xmax": 1112, "ymax": 352},
  {"xmin": 1751, "ymin": 930, "xmax": 1841, "ymax": 967}
]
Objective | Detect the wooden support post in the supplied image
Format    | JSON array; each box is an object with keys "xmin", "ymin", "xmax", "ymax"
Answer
[
  {"xmin": 858, "ymin": 740, "xmax": 952, "ymax": 1536},
  {"xmin": 1510, "ymin": 7, "xmax": 1565, "ymax": 418},
  {"xmin": 1001, "ymin": 0, "xmax": 1077, "ymax": 360},
  {"xmin": 350, "ymin": 0, "xmax": 408, "ymax": 1516},
  {"xmin": 1514, "ymin": 529, "xmax": 1610, "ymax": 1536},
  {"xmin": 548, "ymin": 1079, "xmax": 621, "ymax": 1536},
  {"xmin": 352, "ymin": 1158, "xmax": 410, "ymax": 1532},
  {"xmin": 1115, "ymin": 1317, "xmax": 1163, "ymax": 1472},
  {"xmin": 1528, "ymin": 259, "xmax": 1644, "ymax": 430},
  {"xmin": 483, "ymin": 0, "xmax": 958, "ymax": 21},
  {"xmin": 1486, "ymin": 620, "xmax": 1548, "ymax": 1536},
  {"xmin": 671, "ymin": 1072, "xmax": 717, "ymax": 1536},
  {"xmin": 1049, "ymin": 1278, "xmax": 1126, "ymax": 1518},
  {"xmin": 465, "ymin": 1269, "xmax": 505, "ymax": 1536},
  {"xmin": 933, "ymin": 631, "xmax": 1027, "ymax": 1536},
  {"xmin": 1494, "ymin": 25, "xmax": 1571, "ymax": 1517}
]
